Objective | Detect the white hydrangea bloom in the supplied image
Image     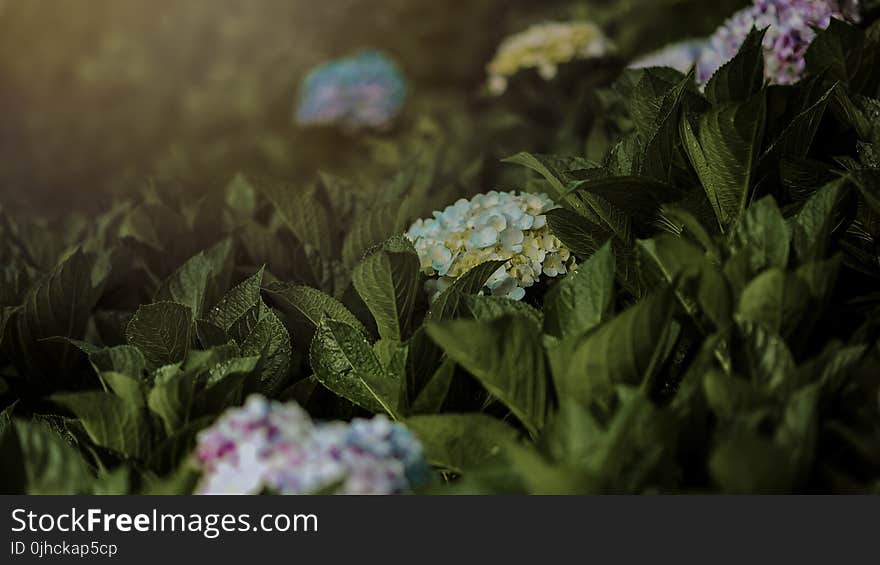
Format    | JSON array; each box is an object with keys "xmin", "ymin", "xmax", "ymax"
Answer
[
  {"xmin": 406, "ymin": 191, "xmax": 575, "ymax": 301},
  {"xmin": 487, "ymin": 21, "xmax": 611, "ymax": 95}
]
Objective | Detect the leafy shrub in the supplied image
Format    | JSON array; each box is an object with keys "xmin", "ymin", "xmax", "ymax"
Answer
[{"xmin": 1, "ymin": 3, "xmax": 879, "ymax": 495}]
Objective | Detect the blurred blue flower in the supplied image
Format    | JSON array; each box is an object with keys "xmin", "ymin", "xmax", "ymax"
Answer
[{"xmin": 295, "ymin": 51, "xmax": 407, "ymax": 130}]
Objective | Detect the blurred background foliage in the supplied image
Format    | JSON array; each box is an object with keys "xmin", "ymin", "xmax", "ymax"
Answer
[{"xmin": 0, "ymin": 0, "xmax": 746, "ymax": 216}]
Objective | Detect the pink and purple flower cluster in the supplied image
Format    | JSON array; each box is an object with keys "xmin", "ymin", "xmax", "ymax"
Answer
[
  {"xmin": 295, "ymin": 51, "xmax": 407, "ymax": 130},
  {"xmin": 196, "ymin": 396, "xmax": 431, "ymax": 495},
  {"xmin": 697, "ymin": 0, "xmax": 861, "ymax": 85}
]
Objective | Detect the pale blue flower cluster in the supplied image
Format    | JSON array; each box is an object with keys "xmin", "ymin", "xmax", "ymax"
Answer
[
  {"xmin": 295, "ymin": 51, "xmax": 407, "ymax": 130},
  {"xmin": 630, "ymin": 40, "xmax": 707, "ymax": 74},
  {"xmin": 696, "ymin": 0, "xmax": 860, "ymax": 85},
  {"xmin": 406, "ymin": 191, "xmax": 574, "ymax": 301},
  {"xmin": 196, "ymin": 396, "xmax": 430, "ymax": 495}
]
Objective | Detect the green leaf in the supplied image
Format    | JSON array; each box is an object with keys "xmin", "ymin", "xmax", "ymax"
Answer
[
  {"xmin": 206, "ymin": 268, "xmax": 264, "ymax": 332},
  {"xmin": 502, "ymin": 152, "xmax": 594, "ymax": 216},
  {"xmin": 253, "ymin": 176, "xmax": 335, "ymax": 258},
  {"xmin": 147, "ymin": 415, "xmax": 214, "ymax": 475},
  {"xmin": 760, "ymin": 84, "xmax": 835, "ymax": 165},
  {"xmin": 410, "ymin": 357, "xmax": 455, "ymax": 415},
  {"xmin": 628, "ymin": 67, "xmax": 686, "ymax": 138},
  {"xmin": 405, "ymin": 414, "xmax": 519, "ymax": 473},
  {"xmin": 605, "ymin": 134, "xmax": 641, "ymax": 176},
  {"xmin": 703, "ymin": 370, "xmax": 765, "ymax": 420},
  {"xmin": 681, "ymin": 93, "xmax": 767, "ymax": 229},
  {"xmin": 638, "ymin": 72, "xmax": 693, "ymax": 183},
  {"xmin": 544, "ymin": 242, "xmax": 615, "ymax": 338},
  {"xmin": 52, "ymin": 391, "xmax": 153, "ymax": 460},
  {"xmin": 545, "ymin": 208, "xmax": 608, "ymax": 259},
  {"xmin": 0, "ymin": 403, "xmax": 14, "ymax": 432},
  {"xmin": 148, "ymin": 366, "xmax": 195, "ymax": 436},
  {"xmin": 224, "ymin": 173, "xmax": 258, "ymax": 224},
  {"xmin": 89, "ymin": 345, "xmax": 146, "ymax": 379},
  {"xmin": 310, "ymin": 319, "xmax": 401, "ymax": 418},
  {"xmin": 4, "ymin": 249, "xmax": 106, "ymax": 383},
  {"xmin": 374, "ymin": 338, "xmax": 408, "ymax": 376},
  {"xmin": 427, "ymin": 260, "xmax": 507, "ymax": 321},
  {"xmin": 776, "ymin": 384, "xmax": 820, "ymax": 486},
  {"xmin": 155, "ymin": 239, "xmax": 234, "ymax": 317},
  {"xmin": 736, "ymin": 269, "xmax": 810, "ymax": 338},
  {"xmin": 709, "ymin": 431, "xmax": 794, "ymax": 493},
  {"xmin": 795, "ymin": 256, "xmax": 842, "ymax": 306},
  {"xmin": 0, "ymin": 416, "xmax": 26, "ymax": 493},
  {"xmin": 198, "ymin": 356, "xmax": 261, "ymax": 415},
  {"xmin": 184, "ymin": 343, "xmax": 241, "ymax": 374},
  {"xmin": 828, "ymin": 87, "xmax": 874, "ymax": 139},
  {"xmin": 403, "ymin": 326, "xmax": 444, "ymax": 405},
  {"xmin": 791, "ymin": 179, "xmax": 849, "ymax": 262},
  {"xmin": 850, "ymin": 169, "xmax": 880, "ymax": 216},
  {"xmin": 541, "ymin": 398, "xmax": 603, "ymax": 468},
  {"xmin": 101, "ymin": 371, "xmax": 148, "ymax": 407},
  {"xmin": 12, "ymin": 419, "xmax": 95, "ymax": 494},
  {"xmin": 93, "ymin": 309, "xmax": 133, "ymax": 347},
  {"xmin": 728, "ymin": 196, "xmax": 791, "ymax": 272},
  {"xmin": 736, "ymin": 321, "xmax": 796, "ymax": 390},
  {"xmin": 569, "ymin": 185, "xmax": 633, "ymax": 243},
  {"xmin": 569, "ymin": 176, "xmax": 687, "ymax": 228},
  {"xmin": 38, "ymin": 336, "xmax": 101, "ymax": 356},
  {"xmin": 502, "ymin": 153, "xmax": 592, "ymax": 194},
  {"xmin": 427, "ymin": 315, "xmax": 548, "ymax": 436},
  {"xmin": 580, "ymin": 388, "xmax": 673, "ymax": 492},
  {"xmin": 0, "ymin": 306, "xmax": 15, "ymax": 347},
  {"xmin": 195, "ymin": 319, "xmax": 229, "ymax": 349},
  {"xmin": 547, "ymin": 290, "xmax": 675, "ymax": 406},
  {"xmin": 547, "ymin": 209, "xmax": 644, "ymax": 297},
  {"xmin": 638, "ymin": 235, "xmax": 732, "ymax": 330},
  {"xmin": 240, "ymin": 308, "xmax": 291, "ymax": 395},
  {"xmin": 342, "ymin": 200, "xmax": 411, "ymax": 267},
  {"xmin": 352, "ymin": 235, "xmax": 421, "ymax": 341},
  {"xmin": 0, "ymin": 263, "xmax": 33, "ymax": 306},
  {"xmin": 264, "ymin": 282, "xmax": 366, "ymax": 349},
  {"xmin": 704, "ymin": 27, "xmax": 766, "ymax": 104},
  {"xmin": 501, "ymin": 442, "xmax": 591, "ymax": 494},
  {"xmin": 708, "ymin": 381, "xmax": 818, "ymax": 493},
  {"xmin": 125, "ymin": 302, "xmax": 193, "ymax": 371},
  {"xmin": 806, "ymin": 19, "xmax": 879, "ymax": 93},
  {"xmin": 466, "ymin": 295, "xmax": 543, "ymax": 327}
]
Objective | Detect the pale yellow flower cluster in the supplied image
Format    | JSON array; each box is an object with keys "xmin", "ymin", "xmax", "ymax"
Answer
[
  {"xmin": 486, "ymin": 21, "xmax": 610, "ymax": 95},
  {"xmin": 407, "ymin": 191, "xmax": 576, "ymax": 301}
]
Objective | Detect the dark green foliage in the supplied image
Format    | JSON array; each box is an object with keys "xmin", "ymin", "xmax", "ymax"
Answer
[{"xmin": 1, "ymin": 5, "xmax": 879, "ymax": 495}]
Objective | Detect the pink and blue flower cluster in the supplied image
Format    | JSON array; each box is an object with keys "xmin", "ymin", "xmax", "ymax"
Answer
[
  {"xmin": 196, "ymin": 396, "xmax": 431, "ymax": 495},
  {"xmin": 696, "ymin": 0, "xmax": 861, "ymax": 85},
  {"xmin": 295, "ymin": 51, "xmax": 407, "ymax": 130}
]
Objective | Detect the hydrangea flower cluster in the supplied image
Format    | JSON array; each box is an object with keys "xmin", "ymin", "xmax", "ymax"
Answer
[
  {"xmin": 195, "ymin": 396, "xmax": 431, "ymax": 495},
  {"xmin": 295, "ymin": 51, "xmax": 407, "ymax": 130},
  {"xmin": 406, "ymin": 191, "xmax": 575, "ymax": 301},
  {"xmin": 696, "ymin": 0, "xmax": 861, "ymax": 85},
  {"xmin": 487, "ymin": 22, "xmax": 611, "ymax": 95},
  {"xmin": 630, "ymin": 40, "xmax": 707, "ymax": 74}
]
